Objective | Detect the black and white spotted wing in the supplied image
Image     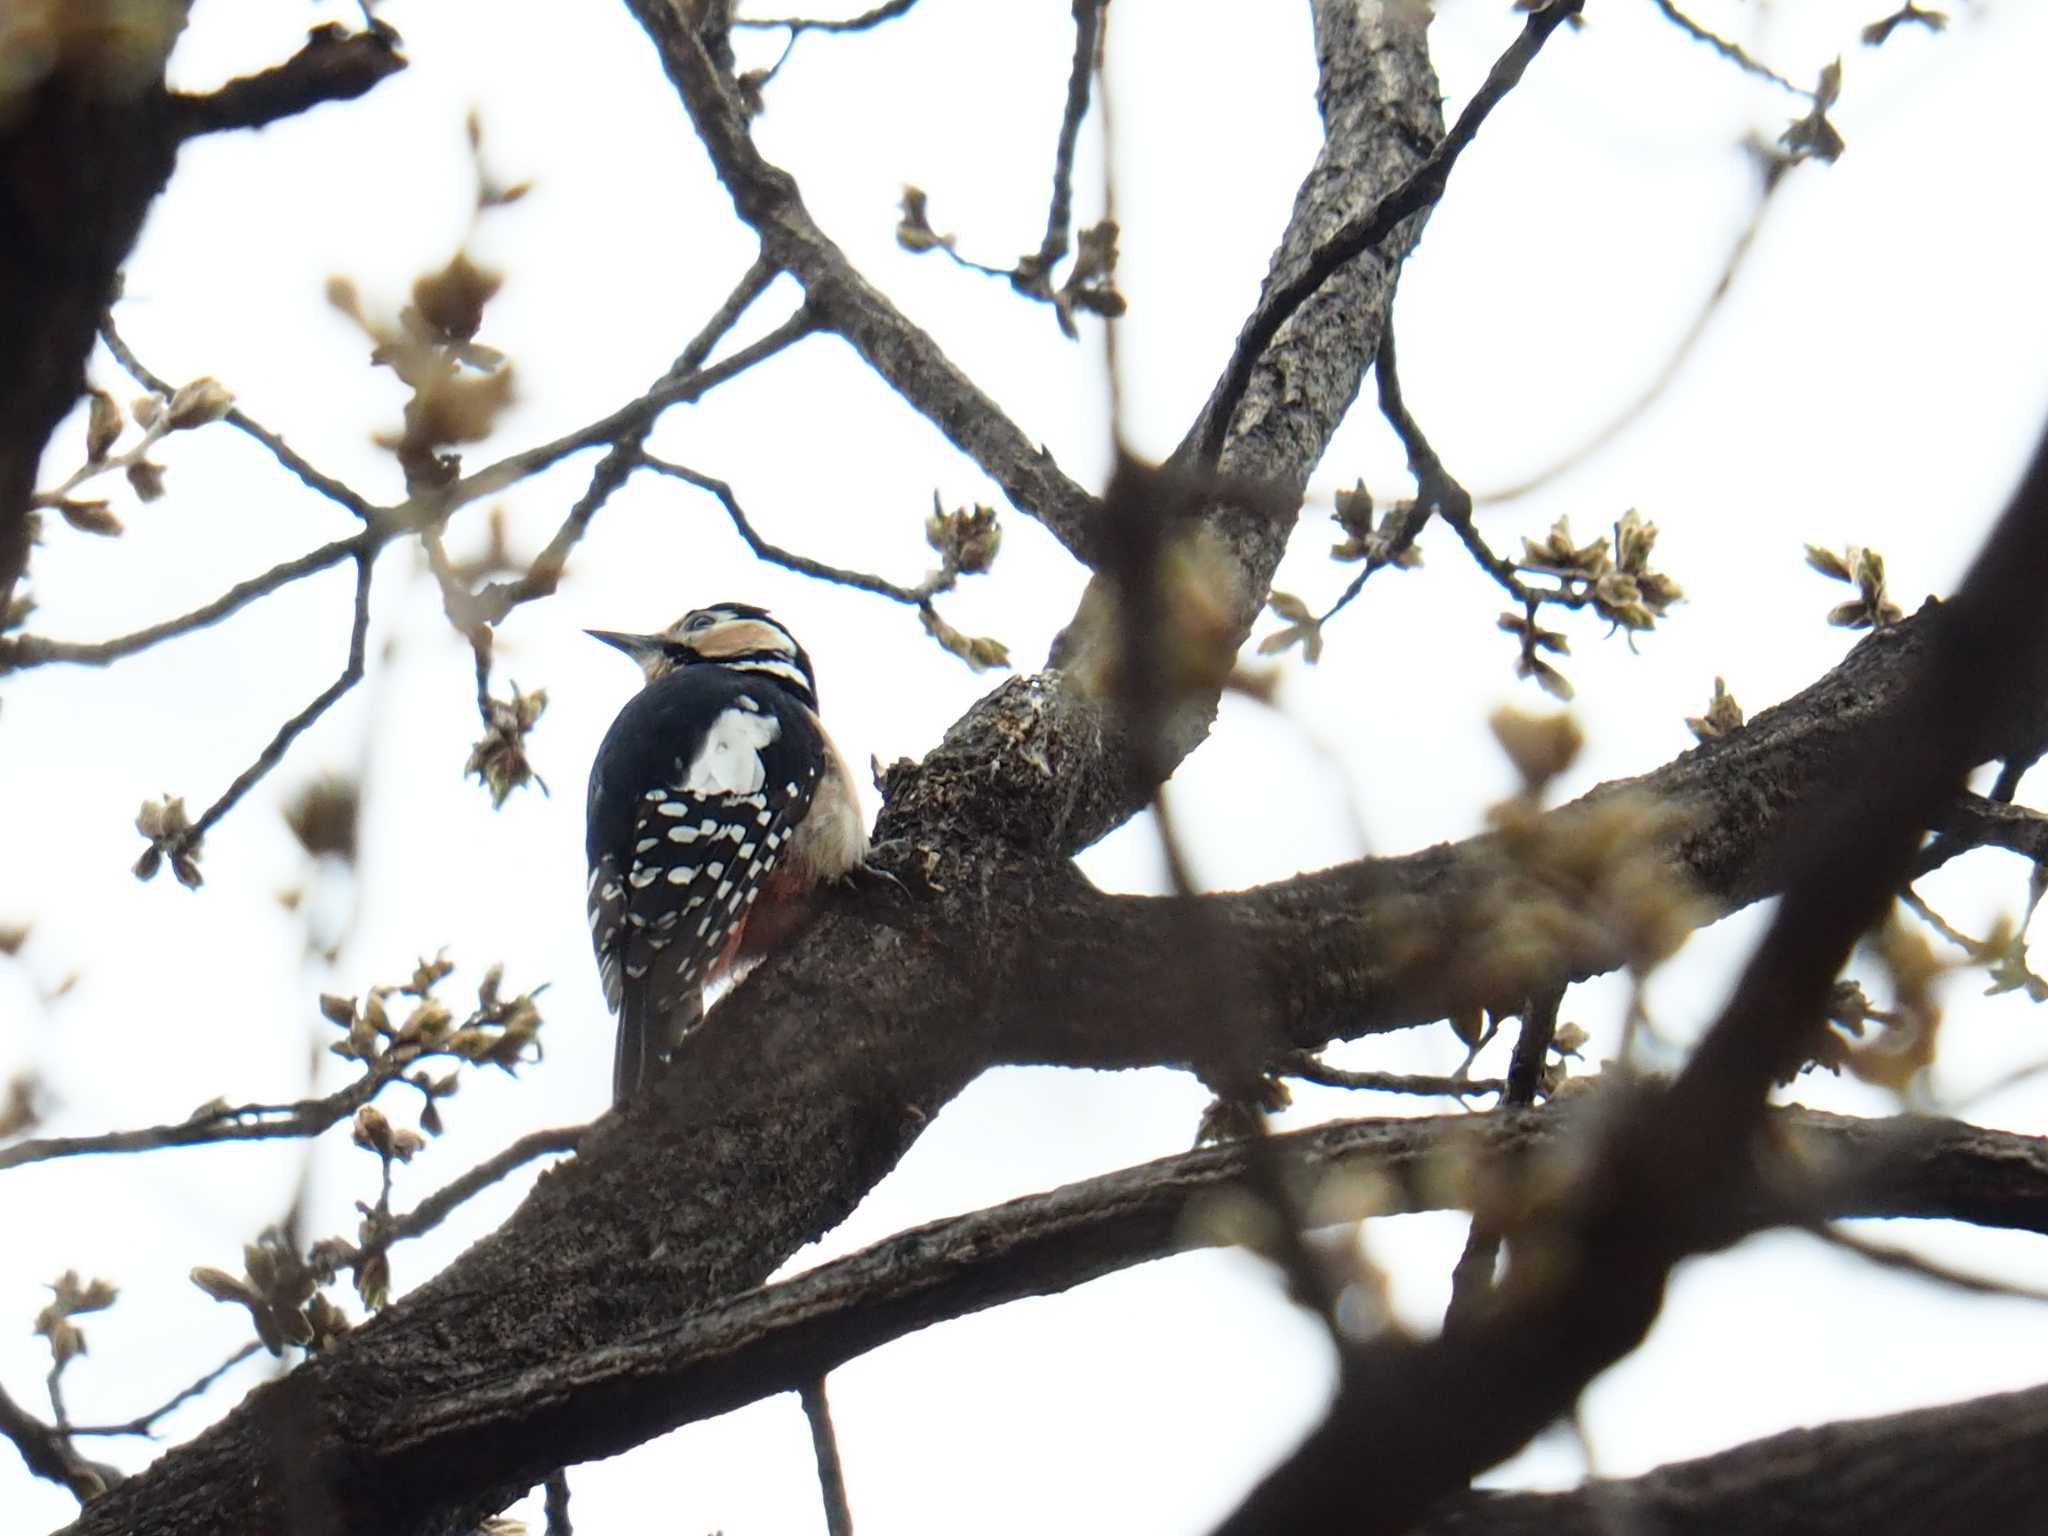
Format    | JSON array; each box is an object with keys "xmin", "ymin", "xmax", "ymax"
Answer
[{"xmin": 586, "ymin": 664, "xmax": 825, "ymax": 1097}]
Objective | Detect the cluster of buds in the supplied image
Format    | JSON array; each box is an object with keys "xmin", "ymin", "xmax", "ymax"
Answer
[
  {"xmin": 191, "ymin": 1230, "xmax": 350, "ymax": 1355},
  {"xmin": 926, "ymin": 495, "xmax": 1002, "ymax": 576},
  {"xmin": 134, "ymin": 795, "xmax": 203, "ymax": 888},
  {"xmin": 1806, "ymin": 543, "xmax": 1904, "ymax": 629},
  {"xmin": 323, "ymin": 956, "xmax": 544, "ymax": 1082},
  {"xmin": 1329, "ymin": 480, "xmax": 1422, "ymax": 569},
  {"xmin": 1686, "ymin": 676, "xmax": 1745, "ymax": 743},
  {"xmin": 1522, "ymin": 510, "xmax": 1682, "ymax": 634},
  {"xmin": 466, "ymin": 683, "xmax": 549, "ymax": 808},
  {"xmin": 35, "ymin": 1269, "xmax": 118, "ymax": 1370},
  {"xmin": 35, "ymin": 375, "xmax": 234, "ymax": 536},
  {"xmin": 1467, "ymin": 708, "xmax": 1705, "ymax": 1012}
]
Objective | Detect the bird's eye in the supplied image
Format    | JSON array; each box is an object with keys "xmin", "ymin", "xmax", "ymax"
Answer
[{"xmin": 684, "ymin": 612, "xmax": 718, "ymax": 634}]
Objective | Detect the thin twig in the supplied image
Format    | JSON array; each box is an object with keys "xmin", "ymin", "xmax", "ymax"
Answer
[
  {"xmin": 447, "ymin": 306, "xmax": 816, "ymax": 514},
  {"xmin": 1319, "ymin": 325, "xmax": 1512, "ymax": 630},
  {"xmin": 1503, "ymin": 987, "xmax": 1560, "ymax": 1105},
  {"xmin": 0, "ymin": 531, "xmax": 372, "ymax": 672},
  {"xmin": 1647, "ymin": 0, "xmax": 1806, "ymax": 96},
  {"xmin": 457, "ymin": 307, "xmax": 819, "ymax": 625},
  {"xmin": 66, "ymin": 1344, "xmax": 263, "ymax": 1438},
  {"xmin": 367, "ymin": 1126, "xmax": 583, "ymax": 1253},
  {"xmin": 101, "ymin": 311, "xmax": 378, "ymax": 520},
  {"xmin": 1862, "ymin": 4, "xmax": 1949, "ymax": 48},
  {"xmin": 734, "ymin": 0, "xmax": 921, "ymax": 36},
  {"xmin": 493, "ymin": 253, "xmax": 778, "ymax": 623},
  {"xmin": 1021, "ymin": 1, "xmax": 1103, "ymax": 279},
  {"xmin": 181, "ymin": 551, "xmax": 376, "ymax": 845},
  {"xmin": 1197, "ymin": 0, "xmax": 1583, "ymax": 464},
  {"xmin": 636, "ymin": 456, "xmax": 943, "ymax": 607},
  {"xmin": 0, "ymin": 1028, "xmax": 425, "ymax": 1173},
  {"xmin": 799, "ymin": 1377, "xmax": 855, "ymax": 1536},
  {"xmin": 1814, "ymin": 1222, "xmax": 2048, "ymax": 1305},
  {"xmin": 1475, "ymin": 153, "xmax": 1780, "ymax": 506},
  {"xmin": 1276, "ymin": 1053, "xmax": 1506, "ymax": 1101}
]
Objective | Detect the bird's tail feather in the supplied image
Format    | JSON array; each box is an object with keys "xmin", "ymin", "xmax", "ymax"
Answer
[{"xmin": 612, "ymin": 987, "xmax": 703, "ymax": 1105}]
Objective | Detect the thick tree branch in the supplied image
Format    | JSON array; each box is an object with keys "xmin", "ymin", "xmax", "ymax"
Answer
[
  {"xmin": 1415, "ymin": 1380, "xmax": 2048, "ymax": 1534},
  {"xmin": 895, "ymin": 0, "xmax": 1447, "ymax": 858},
  {"xmin": 170, "ymin": 23, "xmax": 407, "ymax": 139},
  {"xmin": 56, "ymin": 1100, "xmax": 2045, "ymax": 1529},
  {"xmin": 0, "ymin": 1380, "xmax": 110, "ymax": 1503}
]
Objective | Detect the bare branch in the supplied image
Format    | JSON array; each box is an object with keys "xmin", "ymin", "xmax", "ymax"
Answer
[
  {"xmin": 3, "ymin": 1010, "xmax": 413, "ymax": 1173},
  {"xmin": 66, "ymin": 1345, "xmax": 263, "ymax": 1440},
  {"xmin": 1813, "ymin": 1221, "xmax": 2048, "ymax": 1305},
  {"xmin": 799, "ymin": 1379, "xmax": 855, "ymax": 1536},
  {"xmin": 0, "ymin": 1379, "xmax": 112, "ymax": 1503},
  {"xmin": 175, "ymin": 551, "xmax": 377, "ymax": 852},
  {"xmin": 1018, "ymin": 1, "xmax": 1104, "ymax": 285},
  {"xmin": 101, "ymin": 310, "xmax": 377, "ymax": 521},
  {"xmin": 543, "ymin": 1469, "xmax": 571, "ymax": 1536},
  {"xmin": 1316, "ymin": 323, "xmax": 1517, "ymax": 638},
  {"xmin": 83, "ymin": 1103, "xmax": 2040, "ymax": 1499},
  {"xmin": 1862, "ymin": 4, "xmax": 1949, "ymax": 48},
  {"xmin": 467, "ymin": 256, "xmax": 780, "ymax": 620},
  {"xmin": 448, "ymin": 306, "xmax": 819, "ymax": 617},
  {"xmin": 734, "ymin": 0, "xmax": 922, "ymax": 36},
  {"xmin": 1413, "ymin": 1380, "xmax": 2048, "ymax": 1534},
  {"xmin": 1194, "ymin": 0, "xmax": 1583, "ymax": 465},
  {"xmin": 0, "ymin": 532, "xmax": 370, "ymax": 673},
  {"xmin": 1647, "ymin": 0, "xmax": 1806, "ymax": 96},
  {"xmin": 639, "ymin": 456, "xmax": 937, "ymax": 605},
  {"xmin": 1275, "ymin": 1053, "xmax": 1505, "ymax": 1101},
  {"xmin": 1924, "ymin": 791, "xmax": 2048, "ymax": 870},
  {"xmin": 170, "ymin": 22, "xmax": 407, "ymax": 139},
  {"xmin": 1476, "ymin": 157, "xmax": 1780, "ymax": 506},
  {"xmin": 1443, "ymin": 990, "xmax": 1558, "ymax": 1332},
  {"xmin": 336, "ymin": 1126, "xmax": 585, "ymax": 1264}
]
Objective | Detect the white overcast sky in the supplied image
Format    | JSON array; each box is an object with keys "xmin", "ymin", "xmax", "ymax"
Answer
[{"xmin": 7, "ymin": 0, "xmax": 2048, "ymax": 1531}]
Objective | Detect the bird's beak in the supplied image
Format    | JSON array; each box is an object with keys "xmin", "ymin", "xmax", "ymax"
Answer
[{"xmin": 585, "ymin": 629, "xmax": 663, "ymax": 661}]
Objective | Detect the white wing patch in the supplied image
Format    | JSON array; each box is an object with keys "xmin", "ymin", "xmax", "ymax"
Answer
[{"xmin": 681, "ymin": 706, "xmax": 782, "ymax": 796}]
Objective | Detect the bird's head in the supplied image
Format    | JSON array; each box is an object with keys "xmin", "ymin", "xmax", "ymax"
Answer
[{"xmin": 587, "ymin": 602, "xmax": 818, "ymax": 705}]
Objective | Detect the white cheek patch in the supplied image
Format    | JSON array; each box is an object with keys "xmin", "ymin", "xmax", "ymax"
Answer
[{"xmin": 681, "ymin": 706, "xmax": 782, "ymax": 796}]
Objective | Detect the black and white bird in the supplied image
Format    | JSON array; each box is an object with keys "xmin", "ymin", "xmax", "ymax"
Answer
[{"xmin": 585, "ymin": 603, "xmax": 869, "ymax": 1103}]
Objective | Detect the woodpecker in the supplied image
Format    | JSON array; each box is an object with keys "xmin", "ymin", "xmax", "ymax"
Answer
[{"xmin": 586, "ymin": 603, "xmax": 869, "ymax": 1103}]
